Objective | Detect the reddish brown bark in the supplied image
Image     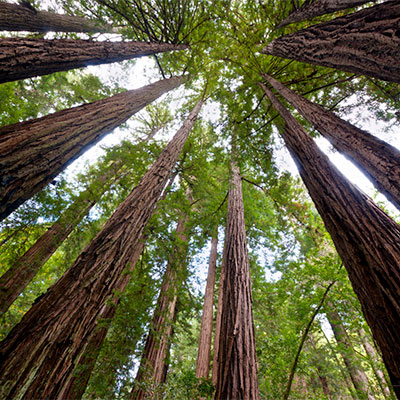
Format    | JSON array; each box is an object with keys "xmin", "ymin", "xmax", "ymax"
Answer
[
  {"xmin": 261, "ymin": 83, "xmax": 400, "ymax": 398},
  {"xmin": 195, "ymin": 234, "xmax": 218, "ymax": 379},
  {"xmin": 0, "ymin": 76, "xmax": 183, "ymax": 222},
  {"xmin": 131, "ymin": 212, "xmax": 190, "ymax": 400},
  {"xmin": 0, "ymin": 2, "xmax": 115, "ymax": 33},
  {"xmin": 214, "ymin": 160, "xmax": 260, "ymax": 400},
  {"xmin": 277, "ymin": 0, "xmax": 376, "ymax": 28},
  {"xmin": 263, "ymin": 1, "xmax": 400, "ymax": 83},
  {"xmin": 326, "ymin": 306, "xmax": 376, "ymax": 400},
  {"xmin": 0, "ymin": 162, "xmax": 122, "ymax": 315},
  {"xmin": 0, "ymin": 100, "xmax": 202, "ymax": 400},
  {"xmin": 263, "ymin": 73, "xmax": 400, "ymax": 210},
  {"xmin": 0, "ymin": 38, "xmax": 187, "ymax": 84}
]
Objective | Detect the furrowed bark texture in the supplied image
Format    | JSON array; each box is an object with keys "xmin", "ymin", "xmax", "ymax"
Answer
[
  {"xmin": 211, "ymin": 236, "xmax": 226, "ymax": 386},
  {"xmin": 59, "ymin": 239, "xmax": 146, "ymax": 400},
  {"xmin": 0, "ymin": 163, "xmax": 121, "ymax": 315},
  {"xmin": 263, "ymin": 73, "xmax": 400, "ymax": 210},
  {"xmin": 214, "ymin": 161, "xmax": 260, "ymax": 400},
  {"xmin": 195, "ymin": 234, "xmax": 218, "ymax": 379},
  {"xmin": 261, "ymin": 83, "xmax": 400, "ymax": 397},
  {"xmin": 0, "ymin": 76, "xmax": 183, "ymax": 222},
  {"xmin": 263, "ymin": 1, "xmax": 400, "ymax": 83},
  {"xmin": 0, "ymin": 38, "xmax": 188, "ymax": 84},
  {"xmin": 0, "ymin": 2, "xmax": 114, "ymax": 33},
  {"xmin": 0, "ymin": 100, "xmax": 202, "ymax": 400},
  {"xmin": 131, "ymin": 214, "xmax": 190, "ymax": 400},
  {"xmin": 277, "ymin": 0, "xmax": 376, "ymax": 28},
  {"xmin": 326, "ymin": 306, "xmax": 375, "ymax": 400}
]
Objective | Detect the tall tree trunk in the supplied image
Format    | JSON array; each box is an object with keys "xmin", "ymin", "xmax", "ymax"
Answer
[
  {"xmin": 358, "ymin": 328, "xmax": 394, "ymax": 399},
  {"xmin": 277, "ymin": 0, "xmax": 376, "ymax": 28},
  {"xmin": 131, "ymin": 212, "xmax": 190, "ymax": 400},
  {"xmin": 326, "ymin": 306, "xmax": 375, "ymax": 400},
  {"xmin": 0, "ymin": 162, "xmax": 122, "ymax": 315},
  {"xmin": 211, "ymin": 235, "xmax": 226, "ymax": 386},
  {"xmin": 309, "ymin": 333, "xmax": 332, "ymax": 400},
  {"xmin": 214, "ymin": 157, "xmax": 260, "ymax": 400},
  {"xmin": 195, "ymin": 233, "xmax": 218, "ymax": 379},
  {"xmin": 263, "ymin": 1, "xmax": 400, "ymax": 83},
  {"xmin": 0, "ymin": 38, "xmax": 188, "ymax": 84},
  {"xmin": 0, "ymin": 75, "xmax": 183, "ymax": 222},
  {"xmin": 263, "ymin": 73, "xmax": 400, "ymax": 210},
  {"xmin": 261, "ymin": 83, "xmax": 400, "ymax": 397},
  {"xmin": 0, "ymin": 100, "xmax": 202, "ymax": 400},
  {"xmin": 0, "ymin": 2, "xmax": 115, "ymax": 33},
  {"xmin": 59, "ymin": 238, "xmax": 146, "ymax": 400}
]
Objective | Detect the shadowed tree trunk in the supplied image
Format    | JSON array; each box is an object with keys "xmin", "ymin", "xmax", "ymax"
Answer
[
  {"xmin": 195, "ymin": 233, "xmax": 218, "ymax": 379},
  {"xmin": 0, "ymin": 75, "xmax": 184, "ymax": 222},
  {"xmin": 261, "ymin": 83, "xmax": 400, "ymax": 398},
  {"xmin": 277, "ymin": 0, "xmax": 376, "ymax": 28},
  {"xmin": 263, "ymin": 73, "xmax": 400, "ymax": 210},
  {"xmin": 0, "ymin": 162, "xmax": 122, "ymax": 315},
  {"xmin": 0, "ymin": 38, "xmax": 188, "ymax": 84},
  {"xmin": 326, "ymin": 305, "xmax": 375, "ymax": 400},
  {"xmin": 358, "ymin": 328, "xmax": 394, "ymax": 399},
  {"xmin": 0, "ymin": 2, "xmax": 115, "ymax": 33},
  {"xmin": 0, "ymin": 100, "xmax": 203, "ymax": 400},
  {"xmin": 131, "ymin": 211, "xmax": 190, "ymax": 400},
  {"xmin": 214, "ymin": 156, "xmax": 260, "ymax": 400},
  {"xmin": 263, "ymin": 1, "xmax": 400, "ymax": 83}
]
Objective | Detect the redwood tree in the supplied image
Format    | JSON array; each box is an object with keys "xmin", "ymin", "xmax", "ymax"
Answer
[
  {"xmin": 0, "ymin": 100, "xmax": 203, "ymax": 400},
  {"xmin": 195, "ymin": 233, "xmax": 218, "ymax": 379},
  {"xmin": 263, "ymin": 73, "xmax": 400, "ymax": 209},
  {"xmin": 0, "ymin": 75, "xmax": 183, "ymax": 222},
  {"xmin": 261, "ymin": 83, "xmax": 400, "ymax": 397},
  {"xmin": 0, "ymin": 38, "xmax": 187, "ymax": 84},
  {"xmin": 0, "ymin": 161, "xmax": 122, "ymax": 315},
  {"xmin": 277, "ymin": 0, "xmax": 376, "ymax": 28},
  {"xmin": 132, "ymin": 210, "xmax": 190, "ymax": 400},
  {"xmin": 263, "ymin": 1, "xmax": 400, "ymax": 83},
  {"xmin": 0, "ymin": 2, "xmax": 115, "ymax": 33},
  {"xmin": 214, "ymin": 156, "xmax": 260, "ymax": 400}
]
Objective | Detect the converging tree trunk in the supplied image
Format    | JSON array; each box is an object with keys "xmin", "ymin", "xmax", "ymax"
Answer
[
  {"xmin": 263, "ymin": 73, "xmax": 400, "ymax": 210},
  {"xmin": 0, "ymin": 2, "xmax": 115, "ymax": 33},
  {"xmin": 326, "ymin": 305, "xmax": 375, "ymax": 400},
  {"xmin": 0, "ymin": 38, "xmax": 188, "ymax": 84},
  {"xmin": 263, "ymin": 1, "xmax": 400, "ymax": 83},
  {"xmin": 0, "ymin": 100, "xmax": 203, "ymax": 400},
  {"xmin": 131, "ymin": 211, "xmax": 190, "ymax": 400},
  {"xmin": 0, "ymin": 161, "xmax": 122, "ymax": 315},
  {"xmin": 261, "ymin": 83, "xmax": 400, "ymax": 397},
  {"xmin": 195, "ymin": 233, "xmax": 218, "ymax": 379},
  {"xmin": 277, "ymin": 0, "xmax": 376, "ymax": 28},
  {"xmin": 0, "ymin": 75, "xmax": 183, "ymax": 222},
  {"xmin": 214, "ymin": 156, "xmax": 260, "ymax": 400}
]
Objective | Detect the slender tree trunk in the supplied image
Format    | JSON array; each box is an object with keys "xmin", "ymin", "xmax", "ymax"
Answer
[
  {"xmin": 261, "ymin": 83, "xmax": 400, "ymax": 398},
  {"xmin": 326, "ymin": 306, "xmax": 375, "ymax": 400},
  {"xmin": 358, "ymin": 328, "xmax": 394, "ymax": 399},
  {"xmin": 0, "ymin": 2, "xmax": 115, "ymax": 33},
  {"xmin": 263, "ymin": 73, "xmax": 400, "ymax": 210},
  {"xmin": 263, "ymin": 1, "xmax": 400, "ymax": 83},
  {"xmin": 0, "ymin": 162, "xmax": 122, "ymax": 315},
  {"xmin": 211, "ymin": 236, "xmax": 226, "ymax": 386},
  {"xmin": 0, "ymin": 75, "xmax": 184, "ymax": 222},
  {"xmin": 277, "ymin": 0, "xmax": 376, "ymax": 28},
  {"xmin": 0, "ymin": 38, "xmax": 188, "ymax": 84},
  {"xmin": 214, "ymin": 157, "xmax": 260, "ymax": 400},
  {"xmin": 0, "ymin": 100, "xmax": 202, "ymax": 400},
  {"xmin": 195, "ymin": 234, "xmax": 218, "ymax": 379},
  {"xmin": 309, "ymin": 334, "xmax": 332, "ymax": 400},
  {"xmin": 131, "ymin": 212, "xmax": 190, "ymax": 400}
]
